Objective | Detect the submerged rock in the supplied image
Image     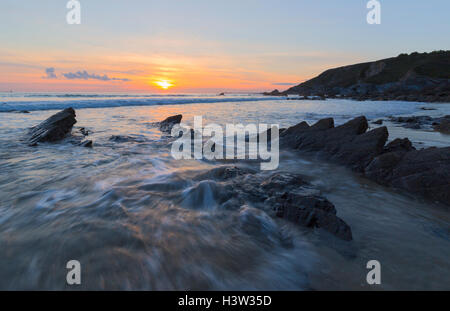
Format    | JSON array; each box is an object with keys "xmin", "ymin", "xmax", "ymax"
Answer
[
  {"xmin": 28, "ymin": 108, "xmax": 77, "ymax": 146},
  {"xmin": 159, "ymin": 114, "xmax": 182, "ymax": 133}
]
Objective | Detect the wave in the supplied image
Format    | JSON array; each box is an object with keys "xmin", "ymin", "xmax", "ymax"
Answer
[{"xmin": 0, "ymin": 96, "xmax": 279, "ymax": 112}]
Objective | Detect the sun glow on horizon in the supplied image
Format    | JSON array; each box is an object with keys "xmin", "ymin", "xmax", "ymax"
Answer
[{"xmin": 154, "ymin": 80, "xmax": 174, "ymax": 90}]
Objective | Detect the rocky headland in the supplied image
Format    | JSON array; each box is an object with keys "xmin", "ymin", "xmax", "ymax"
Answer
[{"xmin": 265, "ymin": 51, "xmax": 450, "ymax": 103}]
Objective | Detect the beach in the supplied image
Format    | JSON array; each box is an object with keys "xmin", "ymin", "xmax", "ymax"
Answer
[{"xmin": 0, "ymin": 94, "xmax": 449, "ymax": 290}]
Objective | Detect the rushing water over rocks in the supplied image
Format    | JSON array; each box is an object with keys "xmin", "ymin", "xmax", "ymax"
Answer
[{"xmin": 0, "ymin": 98, "xmax": 449, "ymax": 290}]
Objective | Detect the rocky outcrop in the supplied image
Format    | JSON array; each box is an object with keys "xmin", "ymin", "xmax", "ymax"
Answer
[
  {"xmin": 263, "ymin": 89, "xmax": 282, "ymax": 96},
  {"xmin": 190, "ymin": 167, "xmax": 353, "ymax": 241},
  {"xmin": 260, "ymin": 173, "xmax": 352, "ymax": 241},
  {"xmin": 159, "ymin": 114, "xmax": 182, "ymax": 133},
  {"xmin": 28, "ymin": 108, "xmax": 77, "ymax": 146},
  {"xmin": 282, "ymin": 116, "xmax": 450, "ymax": 205},
  {"xmin": 366, "ymin": 146, "xmax": 450, "ymax": 204},
  {"xmin": 281, "ymin": 116, "xmax": 388, "ymax": 171}
]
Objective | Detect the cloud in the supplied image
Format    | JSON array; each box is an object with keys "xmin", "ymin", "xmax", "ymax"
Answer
[
  {"xmin": 62, "ymin": 70, "xmax": 131, "ymax": 82},
  {"xmin": 43, "ymin": 67, "xmax": 57, "ymax": 79},
  {"xmin": 272, "ymin": 82, "xmax": 297, "ymax": 86}
]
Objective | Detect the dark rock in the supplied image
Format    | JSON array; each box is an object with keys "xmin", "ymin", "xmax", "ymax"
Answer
[
  {"xmin": 218, "ymin": 92, "xmax": 225, "ymax": 96},
  {"xmin": 259, "ymin": 173, "xmax": 352, "ymax": 241},
  {"xmin": 282, "ymin": 115, "xmax": 450, "ymax": 205},
  {"xmin": 372, "ymin": 119, "xmax": 383, "ymax": 125},
  {"xmin": 433, "ymin": 119, "xmax": 450, "ymax": 133},
  {"xmin": 79, "ymin": 127, "xmax": 89, "ymax": 136},
  {"xmin": 389, "ymin": 115, "xmax": 436, "ymax": 130},
  {"xmin": 193, "ymin": 168, "xmax": 353, "ymax": 241},
  {"xmin": 159, "ymin": 114, "xmax": 182, "ymax": 133},
  {"xmin": 28, "ymin": 108, "xmax": 76, "ymax": 146},
  {"xmin": 365, "ymin": 147, "xmax": 450, "ymax": 205},
  {"xmin": 261, "ymin": 173, "xmax": 307, "ymax": 191},
  {"xmin": 78, "ymin": 140, "xmax": 93, "ymax": 148},
  {"xmin": 384, "ymin": 138, "xmax": 415, "ymax": 153},
  {"xmin": 281, "ymin": 116, "xmax": 387, "ymax": 171},
  {"xmin": 194, "ymin": 166, "xmax": 255, "ymax": 181},
  {"xmin": 263, "ymin": 89, "xmax": 283, "ymax": 96},
  {"xmin": 109, "ymin": 135, "xmax": 146, "ymax": 143},
  {"xmin": 273, "ymin": 188, "xmax": 353, "ymax": 241}
]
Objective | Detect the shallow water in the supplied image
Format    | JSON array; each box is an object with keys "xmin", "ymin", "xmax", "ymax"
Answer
[{"xmin": 0, "ymin": 97, "xmax": 449, "ymax": 290}]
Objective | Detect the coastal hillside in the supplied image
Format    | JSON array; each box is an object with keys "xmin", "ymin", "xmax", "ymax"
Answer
[{"xmin": 276, "ymin": 51, "xmax": 450, "ymax": 102}]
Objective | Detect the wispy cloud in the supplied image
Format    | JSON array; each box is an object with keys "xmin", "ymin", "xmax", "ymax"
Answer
[
  {"xmin": 41, "ymin": 68, "xmax": 130, "ymax": 82},
  {"xmin": 43, "ymin": 67, "xmax": 57, "ymax": 79},
  {"xmin": 62, "ymin": 70, "xmax": 131, "ymax": 82}
]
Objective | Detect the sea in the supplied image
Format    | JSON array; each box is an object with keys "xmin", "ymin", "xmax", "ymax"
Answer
[{"xmin": 0, "ymin": 92, "xmax": 449, "ymax": 290}]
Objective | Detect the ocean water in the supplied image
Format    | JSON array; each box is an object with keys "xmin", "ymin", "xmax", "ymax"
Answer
[{"xmin": 0, "ymin": 93, "xmax": 449, "ymax": 290}]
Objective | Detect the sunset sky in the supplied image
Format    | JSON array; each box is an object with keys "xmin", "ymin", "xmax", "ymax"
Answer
[{"xmin": 1, "ymin": 0, "xmax": 449, "ymax": 93}]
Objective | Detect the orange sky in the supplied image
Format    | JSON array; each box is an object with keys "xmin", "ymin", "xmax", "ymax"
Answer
[
  {"xmin": 2, "ymin": 1, "xmax": 446, "ymax": 93},
  {"xmin": 0, "ymin": 48, "xmax": 323, "ymax": 93}
]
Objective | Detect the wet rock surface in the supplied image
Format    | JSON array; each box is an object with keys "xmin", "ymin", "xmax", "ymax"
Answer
[
  {"xmin": 159, "ymin": 114, "xmax": 182, "ymax": 133},
  {"xmin": 282, "ymin": 116, "xmax": 450, "ymax": 205},
  {"xmin": 27, "ymin": 108, "xmax": 77, "ymax": 146},
  {"xmin": 186, "ymin": 167, "xmax": 353, "ymax": 241},
  {"xmin": 281, "ymin": 116, "xmax": 388, "ymax": 171}
]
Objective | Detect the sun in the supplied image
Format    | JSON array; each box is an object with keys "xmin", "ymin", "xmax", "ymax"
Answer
[{"xmin": 154, "ymin": 80, "xmax": 174, "ymax": 90}]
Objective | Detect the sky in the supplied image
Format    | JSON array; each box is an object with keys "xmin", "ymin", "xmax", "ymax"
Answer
[{"xmin": 0, "ymin": 0, "xmax": 449, "ymax": 93}]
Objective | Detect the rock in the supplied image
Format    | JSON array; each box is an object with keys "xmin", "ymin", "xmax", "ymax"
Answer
[
  {"xmin": 218, "ymin": 92, "xmax": 225, "ymax": 96},
  {"xmin": 273, "ymin": 189, "xmax": 353, "ymax": 241},
  {"xmin": 282, "ymin": 116, "xmax": 450, "ymax": 205},
  {"xmin": 433, "ymin": 119, "xmax": 450, "ymax": 133},
  {"xmin": 384, "ymin": 138, "xmax": 415, "ymax": 153},
  {"xmin": 28, "ymin": 108, "xmax": 76, "ymax": 146},
  {"xmin": 261, "ymin": 173, "xmax": 307, "ymax": 191},
  {"xmin": 79, "ymin": 127, "xmax": 89, "ymax": 136},
  {"xmin": 194, "ymin": 166, "xmax": 255, "ymax": 181},
  {"xmin": 263, "ymin": 89, "xmax": 282, "ymax": 96},
  {"xmin": 259, "ymin": 173, "xmax": 352, "ymax": 241},
  {"xmin": 372, "ymin": 119, "xmax": 383, "ymax": 125},
  {"xmin": 159, "ymin": 114, "xmax": 182, "ymax": 133},
  {"xmin": 281, "ymin": 116, "xmax": 388, "ymax": 171},
  {"xmin": 109, "ymin": 135, "xmax": 146, "ymax": 143},
  {"xmin": 389, "ymin": 115, "xmax": 435, "ymax": 130},
  {"xmin": 192, "ymin": 168, "xmax": 353, "ymax": 241},
  {"xmin": 365, "ymin": 147, "xmax": 450, "ymax": 205},
  {"xmin": 78, "ymin": 140, "xmax": 93, "ymax": 148}
]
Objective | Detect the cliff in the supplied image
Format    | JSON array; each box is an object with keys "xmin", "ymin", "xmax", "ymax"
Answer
[{"xmin": 276, "ymin": 51, "xmax": 450, "ymax": 102}]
